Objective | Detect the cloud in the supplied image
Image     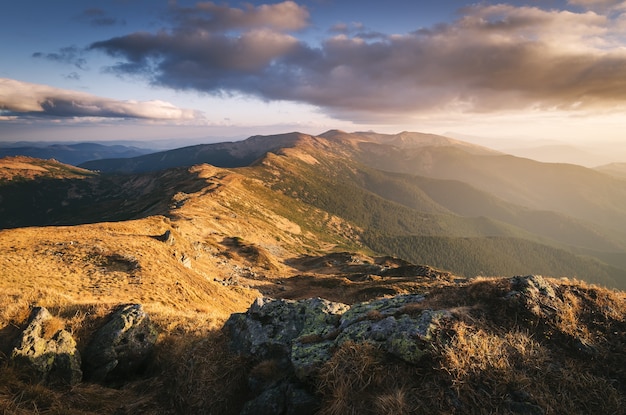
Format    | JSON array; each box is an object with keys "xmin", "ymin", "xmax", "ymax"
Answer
[
  {"xmin": 32, "ymin": 46, "xmax": 88, "ymax": 70},
  {"xmin": 568, "ymin": 0, "xmax": 625, "ymax": 8},
  {"xmin": 88, "ymin": 2, "xmax": 626, "ymax": 121},
  {"xmin": 170, "ymin": 1, "xmax": 309, "ymax": 32},
  {"xmin": 0, "ymin": 78, "xmax": 198, "ymax": 120},
  {"xmin": 76, "ymin": 8, "xmax": 126, "ymax": 26},
  {"xmin": 64, "ymin": 72, "xmax": 81, "ymax": 81}
]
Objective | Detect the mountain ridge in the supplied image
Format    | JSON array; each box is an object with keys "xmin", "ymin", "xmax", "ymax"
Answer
[{"xmin": 4, "ymin": 130, "xmax": 626, "ymax": 288}]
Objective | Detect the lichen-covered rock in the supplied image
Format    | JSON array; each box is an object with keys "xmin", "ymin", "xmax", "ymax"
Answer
[
  {"xmin": 225, "ymin": 297, "xmax": 348, "ymax": 362},
  {"xmin": 508, "ymin": 275, "xmax": 559, "ymax": 319},
  {"xmin": 225, "ymin": 294, "xmax": 452, "ymax": 414},
  {"xmin": 338, "ymin": 293, "xmax": 426, "ymax": 330},
  {"xmin": 226, "ymin": 294, "xmax": 448, "ymax": 380},
  {"xmin": 11, "ymin": 307, "xmax": 82, "ymax": 385},
  {"xmin": 83, "ymin": 304, "xmax": 158, "ymax": 382},
  {"xmin": 336, "ymin": 310, "xmax": 451, "ymax": 365}
]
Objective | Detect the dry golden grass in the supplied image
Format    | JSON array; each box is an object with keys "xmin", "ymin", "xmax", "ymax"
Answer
[
  {"xmin": 0, "ymin": 163, "xmax": 354, "ymax": 413},
  {"xmin": 162, "ymin": 331, "xmax": 251, "ymax": 415},
  {"xmin": 317, "ymin": 342, "xmax": 387, "ymax": 415},
  {"xmin": 0, "ymin": 156, "xmax": 94, "ymax": 181}
]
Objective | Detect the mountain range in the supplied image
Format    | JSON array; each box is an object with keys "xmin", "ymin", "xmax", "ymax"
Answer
[{"xmin": 3, "ymin": 130, "xmax": 626, "ymax": 289}]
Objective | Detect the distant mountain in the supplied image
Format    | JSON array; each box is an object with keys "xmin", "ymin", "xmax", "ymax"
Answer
[
  {"xmin": 342, "ymin": 137, "xmax": 626, "ymax": 234},
  {"xmin": 595, "ymin": 162, "xmax": 626, "ymax": 179},
  {"xmin": 0, "ymin": 142, "xmax": 154, "ymax": 165},
  {"xmin": 445, "ymin": 133, "xmax": 626, "ymax": 167},
  {"xmin": 79, "ymin": 132, "xmax": 309, "ymax": 173},
  {"xmin": 498, "ymin": 144, "xmax": 613, "ymax": 167}
]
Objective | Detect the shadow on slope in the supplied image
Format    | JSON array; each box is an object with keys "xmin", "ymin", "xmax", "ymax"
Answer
[{"xmin": 0, "ymin": 167, "xmax": 209, "ymax": 228}]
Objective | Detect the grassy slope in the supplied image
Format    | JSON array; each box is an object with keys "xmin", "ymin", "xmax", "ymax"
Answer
[{"xmin": 0, "ymin": 156, "xmax": 96, "ymax": 182}]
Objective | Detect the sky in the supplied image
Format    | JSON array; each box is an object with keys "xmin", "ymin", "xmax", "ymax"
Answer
[{"xmin": 1, "ymin": 0, "xmax": 626, "ymax": 145}]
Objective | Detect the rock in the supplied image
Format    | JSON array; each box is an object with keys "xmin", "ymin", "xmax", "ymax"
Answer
[
  {"xmin": 240, "ymin": 384, "xmax": 286, "ymax": 415},
  {"xmin": 83, "ymin": 304, "xmax": 158, "ymax": 382},
  {"xmin": 226, "ymin": 297, "xmax": 348, "ymax": 363},
  {"xmin": 157, "ymin": 230, "xmax": 175, "ymax": 245},
  {"xmin": 226, "ymin": 294, "xmax": 451, "ymax": 414},
  {"xmin": 240, "ymin": 381, "xmax": 319, "ymax": 415},
  {"xmin": 11, "ymin": 307, "xmax": 82, "ymax": 385},
  {"xmin": 338, "ymin": 293, "xmax": 426, "ymax": 329},
  {"xmin": 225, "ymin": 294, "xmax": 452, "ymax": 414},
  {"xmin": 508, "ymin": 275, "xmax": 559, "ymax": 319},
  {"xmin": 181, "ymin": 253, "xmax": 192, "ymax": 268},
  {"xmin": 226, "ymin": 294, "xmax": 448, "ymax": 379}
]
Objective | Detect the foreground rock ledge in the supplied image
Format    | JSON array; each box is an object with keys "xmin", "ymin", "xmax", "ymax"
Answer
[{"xmin": 225, "ymin": 293, "xmax": 449, "ymax": 380}]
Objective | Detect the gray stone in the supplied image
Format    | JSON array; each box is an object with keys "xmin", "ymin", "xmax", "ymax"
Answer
[
  {"xmin": 508, "ymin": 275, "xmax": 560, "ymax": 319},
  {"xmin": 226, "ymin": 294, "xmax": 448, "ymax": 382},
  {"xmin": 11, "ymin": 307, "xmax": 82, "ymax": 385},
  {"xmin": 225, "ymin": 297, "xmax": 348, "ymax": 362},
  {"xmin": 226, "ymin": 294, "xmax": 452, "ymax": 413},
  {"xmin": 83, "ymin": 304, "xmax": 158, "ymax": 382},
  {"xmin": 338, "ymin": 293, "xmax": 426, "ymax": 329}
]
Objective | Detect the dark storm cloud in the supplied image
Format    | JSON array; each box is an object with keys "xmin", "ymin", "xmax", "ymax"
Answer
[{"xmin": 89, "ymin": 2, "xmax": 626, "ymax": 120}]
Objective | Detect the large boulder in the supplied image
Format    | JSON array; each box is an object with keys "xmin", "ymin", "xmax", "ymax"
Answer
[
  {"xmin": 225, "ymin": 294, "xmax": 452, "ymax": 414},
  {"xmin": 11, "ymin": 307, "xmax": 82, "ymax": 385},
  {"xmin": 83, "ymin": 304, "xmax": 158, "ymax": 382},
  {"xmin": 225, "ymin": 294, "xmax": 446, "ymax": 381}
]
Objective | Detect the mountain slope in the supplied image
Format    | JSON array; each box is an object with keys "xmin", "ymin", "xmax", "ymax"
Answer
[
  {"xmin": 596, "ymin": 162, "xmax": 626, "ymax": 179},
  {"xmin": 0, "ymin": 156, "xmax": 96, "ymax": 182},
  {"xmin": 347, "ymin": 137, "xmax": 626, "ymax": 233},
  {"xmin": 240, "ymin": 138, "xmax": 626, "ymax": 288},
  {"xmin": 81, "ymin": 129, "xmax": 626, "ymax": 235}
]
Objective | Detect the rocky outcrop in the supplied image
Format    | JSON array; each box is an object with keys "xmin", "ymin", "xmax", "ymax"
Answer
[
  {"xmin": 83, "ymin": 304, "xmax": 158, "ymax": 382},
  {"xmin": 157, "ymin": 229, "xmax": 175, "ymax": 245},
  {"xmin": 226, "ymin": 294, "xmax": 448, "ymax": 380},
  {"xmin": 225, "ymin": 294, "xmax": 451, "ymax": 412},
  {"xmin": 11, "ymin": 307, "xmax": 82, "ymax": 385}
]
